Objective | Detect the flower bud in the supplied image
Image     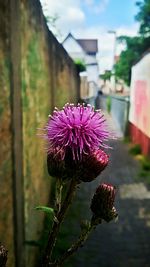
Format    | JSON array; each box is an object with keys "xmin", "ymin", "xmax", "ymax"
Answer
[
  {"xmin": 91, "ymin": 183, "xmax": 117, "ymax": 222},
  {"xmin": 47, "ymin": 147, "xmax": 109, "ymax": 182},
  {"xmin": 78, "ymin": 149, "xmax": 109, "ymax": 182}
]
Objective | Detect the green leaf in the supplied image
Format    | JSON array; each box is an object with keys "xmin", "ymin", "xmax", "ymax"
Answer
[{"xmin": 35, "ymin": 206, "xmax": 54, "ymax": 215}]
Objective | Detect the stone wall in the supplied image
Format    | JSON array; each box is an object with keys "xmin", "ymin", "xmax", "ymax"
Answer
[{"xmin": 0, "ymin": 1, "xmax": 80, "ymax": 266}]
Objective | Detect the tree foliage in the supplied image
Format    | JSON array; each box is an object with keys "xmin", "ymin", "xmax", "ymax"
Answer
[
  {"xmin": 114, "ymin": 36, "xmax": 149, "ymax": 85},
  {"xmin": 74, "ymin": 59, "xmax": 86, "ymax": 73},
  {"xmin": 100, "ymin": 70, "xmax": 112, "ymax": 81},
  {"xmin": 114, "ymin": 0, "xmax": 150, "ymax": 85},
  {"xmin": 136, "ymin": 0, "xmax": 150, "ymax": 36}
]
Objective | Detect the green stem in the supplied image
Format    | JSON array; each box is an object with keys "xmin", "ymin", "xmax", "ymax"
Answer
[
  {"xmin": 41, "ymin": 179, "xmax": 78, "ymax": 267},
  {"xmin": 50, "ymin": 216, "xmax": 101, "ymax": 267},
  {"xmin": 52, "ymin": 223, "xmax": 96, "ymax": 267},
  {"xmin": 55, "ymin": 179, "xmax": 63, "ymax": 213}
]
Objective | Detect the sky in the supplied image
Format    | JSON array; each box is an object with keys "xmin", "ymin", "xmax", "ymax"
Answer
[{"xmin": 40, "ymin": 0, "xmax": 139, "ymax": 73}]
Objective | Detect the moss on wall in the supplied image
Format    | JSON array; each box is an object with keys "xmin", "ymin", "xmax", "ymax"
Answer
[
  {"xmin": 0, "ymin": 1, "xmax": 79, "ymax": 266},
  {"xmin": 21, "ymin": 5, "xmax": 52, "ymax": 266},
  {"xmin": 0, "ymin": 44, "xmax": 15, "ymax": 267}
]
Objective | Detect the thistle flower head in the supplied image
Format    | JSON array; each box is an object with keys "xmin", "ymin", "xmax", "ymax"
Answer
[
  {"xmin": 91, "ymin": 183, "xmax": 117, "ymax": 222},
  {"xmin": 46, "ymin": 103, "xmax": 111, "ymax": 161}
]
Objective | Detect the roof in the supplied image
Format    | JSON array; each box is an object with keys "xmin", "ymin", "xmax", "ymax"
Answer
[
  {"xmin": 62, "ymin": 33, "xmax": 98, "ymax": 54},
  {"xmin": 62, "ymin": 33, "xmax": 75, "ymax": 43},
  {"xmin": 77, "ymin": 39, "xmax": 98, "ymax": 54}
]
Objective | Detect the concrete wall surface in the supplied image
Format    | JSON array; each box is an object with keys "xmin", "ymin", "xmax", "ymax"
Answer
[
  {"xmin": 129, "ymin": 52, "xmax": 150, "ymax": 138},
  {"xmin": 0, "ymin": 1, "xmax": 80, "ymax": 266},
  {"xmin": 129, "ymin": 52, "xmax": 150, "ymax": 155},
  {"xmin": 96, "ymin": 94, "xmax": 129, "ymax": 136}
]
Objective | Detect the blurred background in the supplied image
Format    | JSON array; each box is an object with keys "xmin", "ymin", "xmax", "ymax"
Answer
[{"xmin": 0, "ymin": 0, "xmax": 150, "ymax": 266}]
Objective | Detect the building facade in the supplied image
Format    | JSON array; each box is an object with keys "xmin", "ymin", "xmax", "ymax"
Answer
[{"xmin": 63, "ymin": 33, "xmax": 99, "ymax": 100}]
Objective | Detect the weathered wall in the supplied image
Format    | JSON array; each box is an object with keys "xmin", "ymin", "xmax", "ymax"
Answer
[
  {"xmin": 0, "ymin": 0, "xmax": 80, "ymax": 266},
  {"xmin": 129, "ymin": 52, "xmax": 150, "ymax": 156},
  {"xmin": 21, "ymin": 2, "xmax": 52, "ymax": 266},
  {"xmin": 0, "ymin": 1, "xmax": 15, "ymax": 266}
]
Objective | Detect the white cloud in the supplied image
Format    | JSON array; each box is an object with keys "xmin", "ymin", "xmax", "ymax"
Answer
[
  {"xmin": 84, "ymin": 0, "xmax": 94, "ymax": 5},
  {"xmin": 64, "ymin": 7, "xmax": 85, "ymax": 25},
  {"xmin": 117, "ymin": 24, "xmax": 139, "ymax": 37},
  {"xmin": 93, "ymin": 0, "xmax": 109, "ymax": 14},
  {"xmin": 84, "ymin": 0, "xmax": 109, "ymax": 14},
  {"xmin": 40, "ymin": 0, "xmax": 86, "ymax": 38}
]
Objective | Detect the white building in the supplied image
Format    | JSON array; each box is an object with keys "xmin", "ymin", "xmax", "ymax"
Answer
[{"xmin": 62, "ymin": 33, "xmax": 99, "ymax": 100}]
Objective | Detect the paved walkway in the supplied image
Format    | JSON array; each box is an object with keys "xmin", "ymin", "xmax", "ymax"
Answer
[{"xmin": 61, "ymin": 124, "xmax": 150, "ymax": 267}]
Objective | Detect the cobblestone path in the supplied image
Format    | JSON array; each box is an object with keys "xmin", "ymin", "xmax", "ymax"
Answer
[{"xmin": 62, "ymin": 138, "xmax": 150, "ymax": 267}]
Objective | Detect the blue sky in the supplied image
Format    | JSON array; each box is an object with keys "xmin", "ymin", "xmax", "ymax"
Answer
[
  {"xmin": 40, "ymin": 0, "xmax": 139, "ymax": 73},
  {"xmin": 82, "ymin": 0, "xmax": 138, "ymax": 29}
]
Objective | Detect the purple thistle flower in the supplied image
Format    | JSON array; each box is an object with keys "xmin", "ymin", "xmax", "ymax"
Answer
[{"xmin": 46, "ymin": 103, "xmax": 111, "ymax": 161}]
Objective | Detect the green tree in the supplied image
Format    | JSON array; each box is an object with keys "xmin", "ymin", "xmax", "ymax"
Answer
[
  {"xmin": 42, "ymin": 1, "xmax": 62, "ymax": 39},
  {"xmin": 114, "ymin": 0, "xmax": 150, "ymax": 85},
  {"xmin": 100, "ymin": 70, "xmax": 112, "ymax": 81},
  {"xmin": 136, "ymin": 0, "xmax": 150, "ymax": 36},
  {"xmin": 114, "ymin": 36, "xmax": 144, "ymax": 85}
]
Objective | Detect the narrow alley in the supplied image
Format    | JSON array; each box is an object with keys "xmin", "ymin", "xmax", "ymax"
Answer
[{"xmin": 63, "ymin": 128, "xmax": 150, "ymax": 267}]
